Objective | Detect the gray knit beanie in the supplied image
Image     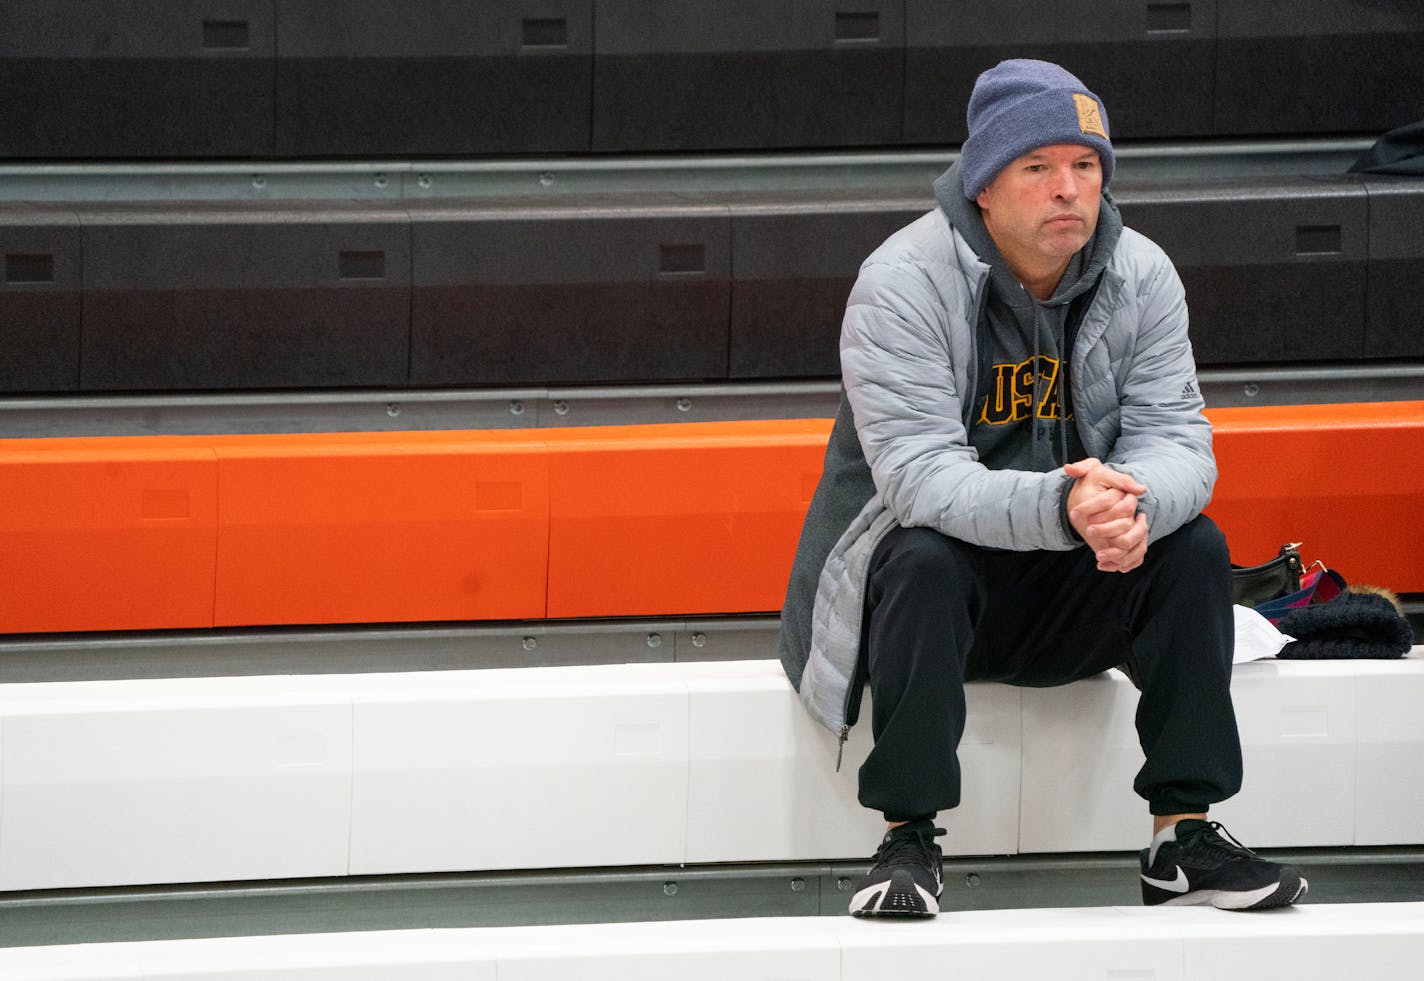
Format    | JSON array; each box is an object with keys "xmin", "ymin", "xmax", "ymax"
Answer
[{"xmin": 960, "ymin": 59, "xmax": 1115, "ymax": 201}]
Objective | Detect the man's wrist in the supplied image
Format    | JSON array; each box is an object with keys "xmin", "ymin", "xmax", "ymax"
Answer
[{"xmin": 1059, "ymin": 474, "xmax": 1084, "ymax": 544}]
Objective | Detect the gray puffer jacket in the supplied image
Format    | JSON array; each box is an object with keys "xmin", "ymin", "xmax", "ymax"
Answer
[{"xmin": 778, "ymin": 190, "xmax": 1215, "ymax": 739}]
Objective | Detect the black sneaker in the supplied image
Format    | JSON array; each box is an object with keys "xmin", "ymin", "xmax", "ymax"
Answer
[
  {"xmin": 1140, "ymin": 818, "xmax": 1308, "ymax": 910},
  {"xmin": 848, "ymin": 819, "xmax": 946, "ymax": 918}
]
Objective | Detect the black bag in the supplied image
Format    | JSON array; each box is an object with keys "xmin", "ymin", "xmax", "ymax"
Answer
[{"xmin": 1230, "ymin": 543, "xmax": 1304, "ymax": 608}]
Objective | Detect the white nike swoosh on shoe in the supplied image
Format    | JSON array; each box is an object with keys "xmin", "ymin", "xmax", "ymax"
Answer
[{"xmin": 1141, "ymin": 866, "xmax": 1190, "ymax": 893}]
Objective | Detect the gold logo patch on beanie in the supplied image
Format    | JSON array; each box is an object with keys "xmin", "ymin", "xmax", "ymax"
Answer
[{"xmin": 1073, "ymin": 93, "xmax": 1107, "ymax": 138}]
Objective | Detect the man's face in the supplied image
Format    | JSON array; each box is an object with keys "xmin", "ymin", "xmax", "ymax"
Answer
[{"xmin": 975, "ymin": 144, "xmax": 1102, "ymax": 271}]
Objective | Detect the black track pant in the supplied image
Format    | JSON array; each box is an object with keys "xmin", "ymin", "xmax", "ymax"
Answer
[{"xmin": 858, "ymin": 514, "xmax": 1241, "ymax": 822}]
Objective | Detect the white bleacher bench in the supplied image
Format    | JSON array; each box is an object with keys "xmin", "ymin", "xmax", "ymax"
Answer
[
  {"xmin": 0, "ymin": 653, "xmax": 1420, "ymax": 892},
  {"xmin": 3, "ymin": 903, "xmax": 1423, "ymax": 981}
]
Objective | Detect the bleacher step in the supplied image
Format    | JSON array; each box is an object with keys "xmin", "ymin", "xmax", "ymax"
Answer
[
  {"xmin": 4, "ymin": 848, "xmax": 1423, "ymax": 951},
  {"xmin": 2, "ymin": 903, "xmax": 1421, "ymax": 981},
  {"xmin": 1, "ymin": 655, "xmax": 1421, "ymax": 892}
]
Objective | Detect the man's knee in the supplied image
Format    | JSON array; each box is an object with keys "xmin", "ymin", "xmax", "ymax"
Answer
[{"xmin": 1154, "ymin": 513, "xmax": 1229, "ymax": 576}]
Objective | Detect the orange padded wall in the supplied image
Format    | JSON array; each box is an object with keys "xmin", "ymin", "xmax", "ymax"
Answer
[
  {"xmin": 3, "ymin": 404, "xmax": 1419, "ymax": 635},
  {"xmin": 1205, "ymin": 401, "xmax": 1424, "ymax": 592},
  {"xmin": 544, "ymin": 420, "xmax": 833, "ymax": 618},
  {"xmin": 0, "ymin": 437, "xmax": 218, "ymax": 633},
  {"xmin": 212, "ymin": 431, "xmax": 549, "ymax": 627}
]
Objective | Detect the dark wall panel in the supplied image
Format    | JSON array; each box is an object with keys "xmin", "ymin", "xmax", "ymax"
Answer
[
  {"xmin": 1116, "ymin": 180, "xmax": 1368, "ymax": 366},
  {"xmin": 275, "ymin": 0, "xmax": 592, "ymax": 157},
  {"xmin": 905, "ymin": 0, "xmax": 1216, "ymax": 145},
  {"xmin": 1363, "ymin": 179, "xmax": 1424, "ymax": 360},
  {"xmin": 593, "ymin": 0, "xmax": 904, "ymax": 152},
  {"xmin": 0, "ymin": 1, "xmax": 274, "ymax": 158},
  {"xmin": 80, "ymin": 206, "xmax": 411, "ymax": 391},
  {"xmin": 1217, "ymin": 1, "xmax": 1424, "ymax": 136},
  {"xmin": 730, "ymin": 201, "xmax": 924, "ymax": 378},
  {"xmin": 411, "ymin": 205, "xmax": 731, "ymax": 386},
  {"xmin": 0, "ymin": 210, "xmax": 82, "ymax": 392}
]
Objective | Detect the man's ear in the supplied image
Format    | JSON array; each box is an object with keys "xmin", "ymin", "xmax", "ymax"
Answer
[{"xmin": 975, "ymin": 188, "xmax": 991, "ymax": 211}]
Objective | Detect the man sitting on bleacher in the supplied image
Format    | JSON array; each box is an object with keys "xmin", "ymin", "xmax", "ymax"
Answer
[{"xmin": 778, "ymin": 59, "xmax": 1308, "ymax": 918}]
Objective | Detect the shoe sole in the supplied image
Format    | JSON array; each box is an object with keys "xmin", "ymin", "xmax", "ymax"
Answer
[
  {"xmin": 1149, "ymin": 874, "xmax": 1308, "ymax": 911},
  {"xmin": 849, "ymin": 869, "xmax": 940, "ymax": 918}
]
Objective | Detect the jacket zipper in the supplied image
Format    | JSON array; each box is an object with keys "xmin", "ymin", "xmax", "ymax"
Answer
[{"xmin": 836, "ymin": 638, "xmax": 870, "ymax": 772}]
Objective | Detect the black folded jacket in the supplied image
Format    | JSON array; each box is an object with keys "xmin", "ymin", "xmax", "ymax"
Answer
[{"xmin": 1276, "ymin": 591, "xmax": 1414, "ymax": 660}]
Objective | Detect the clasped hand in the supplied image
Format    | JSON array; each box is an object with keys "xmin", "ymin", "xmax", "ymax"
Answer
[{"xmin": 1065, "ymin": 458, "xmax": 1149, "ymax": 573}]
